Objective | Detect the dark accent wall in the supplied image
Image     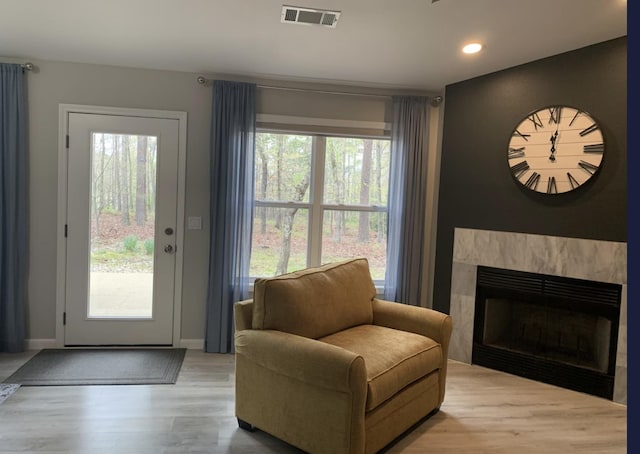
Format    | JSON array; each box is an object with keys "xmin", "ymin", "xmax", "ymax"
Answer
[{"xmin": 433, "ymin": 37, "xmax": 627, "ymax": 314}]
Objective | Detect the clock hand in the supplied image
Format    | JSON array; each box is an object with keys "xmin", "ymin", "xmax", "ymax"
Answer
[{"xmin": 549, "ymin": 130, "xmax": 558, "ymax": 161}]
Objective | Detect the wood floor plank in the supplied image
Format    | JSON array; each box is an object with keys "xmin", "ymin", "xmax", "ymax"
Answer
[{"xmin": 0, "ymin": 351, "xmax": 626, "ymax": 453}]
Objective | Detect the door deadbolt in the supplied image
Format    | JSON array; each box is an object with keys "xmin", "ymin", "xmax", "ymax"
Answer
[{"xmin": 165, "ymin": 227, "xmax": 174, "ymax": 235}]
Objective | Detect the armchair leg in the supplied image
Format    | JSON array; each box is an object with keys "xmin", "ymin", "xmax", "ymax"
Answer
[{"xmin": 237, "ymin": 418, "xmax": 256, "ymax": 432}]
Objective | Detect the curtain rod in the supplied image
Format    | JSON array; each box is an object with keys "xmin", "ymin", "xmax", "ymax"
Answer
[
  {"xmin": 0, "ymin": 61, "xmax": 34, "ymax": 70},
  {"xmin": 196, "ymin": 75, "xmax": 443, "ymax": 104}
]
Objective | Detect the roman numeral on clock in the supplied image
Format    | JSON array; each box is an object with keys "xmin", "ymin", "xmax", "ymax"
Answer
[
  {"xmin": 510, "ymin": 160, "xmax": 529, "ymax": 178},
  {"xmin": 569, "ymin": 110, "xmax": 582, "ymax": 126},
  {"xmin": 583, "ymin": 143, "xmax": 604, "ymax": 153},
  {"xmin": 513, "ymin": 129, "xmax": 530, "ymax": 141},
  {"xmin": 567, "ymin": 172, "xmax": 580, "ymax": 189},
  {"xmin": 579, "ymin": 123, "xmax": 599, "ymax": 136},
  {"xmin": 527, "ymin": 113, "xmax": 543, "ymax": 130},
  {"xmin": 548, "ymin": 107, "xmax": 562, "ymax": 124},
  {"xmin": 524, "ymin": 172, "xmax": 540, "ymax": 190},
  {"xmin": 579, "ymin": 160, "xmax": 599, "ymax": 175},
  {"xmin": 508, "ymin": 147, "xmax": 525, "ymax": 159},
  {"xmin": 547, "ymin": 176, "xmax": 557, "ymax": 194}
]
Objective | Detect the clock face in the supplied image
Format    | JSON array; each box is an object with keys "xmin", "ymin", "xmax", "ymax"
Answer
[{"xmin": 507, "ymin": 106, "xmax": 604, "ymax": 194}]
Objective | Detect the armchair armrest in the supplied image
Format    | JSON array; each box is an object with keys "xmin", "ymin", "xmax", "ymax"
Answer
[
  {"xmin": 372, "ymin": 299, "xmax": 452, "ymax": 346},
  {"xmin": 235, "ymin": 329, "xmax": 366, "ymax": 392},
  {"xmin": 235, "ymin": 329, "xmax": 368, "ymax": 453},
  {"xmin": 234, "ymin": 299, "xmax": 254, "ymax": 332},
  {"xmin": 373, "ymin": 299, "xmax": 453, "ymax": 406}
]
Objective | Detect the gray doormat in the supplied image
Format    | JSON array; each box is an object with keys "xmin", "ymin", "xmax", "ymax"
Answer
[
  {"xmin": 0, "ymin": 383, "xmax": 20, "ymax": 404},
  {"xmin": 3, "ymin": 348, "xmax": 186, "ymax": 386}
]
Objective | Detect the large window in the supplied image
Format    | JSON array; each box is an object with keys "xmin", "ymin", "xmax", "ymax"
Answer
[{"xmin": 250, "ymin": 132, "xmax": 390, "ymax": 283}]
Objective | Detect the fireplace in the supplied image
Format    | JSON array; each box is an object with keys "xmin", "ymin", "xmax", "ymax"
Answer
[
  {"xmin": 472, "ymin": 266, "xmax": 621, "ymax": 399},
  {"xmin": 448, "ymin": 229, "xmax": 627, "ymax": 403}
]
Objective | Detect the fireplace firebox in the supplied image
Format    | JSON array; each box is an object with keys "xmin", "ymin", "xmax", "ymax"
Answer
[{"xmin": 472, "ymin": 266, "xmax": 621, "ymax": 399}]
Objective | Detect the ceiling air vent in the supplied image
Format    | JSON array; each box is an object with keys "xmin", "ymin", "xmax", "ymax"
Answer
[{"xmin": 281, "ymin": 5, "xmax": 341, "ymax": 28}]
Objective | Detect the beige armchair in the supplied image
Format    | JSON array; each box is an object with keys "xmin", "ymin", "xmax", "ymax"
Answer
[{"xmin": 234, "ymin": 258, "xmax": 452, "ymax": 454}]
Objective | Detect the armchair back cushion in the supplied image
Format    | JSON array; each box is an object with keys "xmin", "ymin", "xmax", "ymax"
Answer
[{"xmin": 252, "ymin": 258, "xmax": 376, "ymax": 339}]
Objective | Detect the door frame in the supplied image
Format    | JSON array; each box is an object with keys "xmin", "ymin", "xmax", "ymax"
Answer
[{"xmin": 56, "ymin": 104, "xmax": 187, "ymax": 347}]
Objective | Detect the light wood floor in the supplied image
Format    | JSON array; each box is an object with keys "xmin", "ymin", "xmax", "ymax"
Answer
[{"xmin": 0, "ymin": 350, "xmax": 626, "ymax": 453}]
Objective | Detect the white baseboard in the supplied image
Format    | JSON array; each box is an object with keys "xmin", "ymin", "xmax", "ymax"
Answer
[
  {"xmin": 179, "ymin": 339, "xmax": 204, "ymax": 350},
  {"xmin": 25, "ymin": 339, "xmax": 58, "ymax": 350}
]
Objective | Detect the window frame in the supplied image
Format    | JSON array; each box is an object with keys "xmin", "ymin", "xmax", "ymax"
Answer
[{"xmin": 252, "ymin": 130, "xmax": 390, "ymax": 287}]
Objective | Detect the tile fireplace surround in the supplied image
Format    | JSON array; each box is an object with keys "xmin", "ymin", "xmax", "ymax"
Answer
[{"xmin": 448, "ymin": 228, "xmax": 627, "ymax": 404}]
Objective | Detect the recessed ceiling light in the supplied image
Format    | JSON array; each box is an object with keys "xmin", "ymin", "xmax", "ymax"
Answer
[{"xmin": 462, "ymin": 43, "xmax": 483, "ymax": 54}]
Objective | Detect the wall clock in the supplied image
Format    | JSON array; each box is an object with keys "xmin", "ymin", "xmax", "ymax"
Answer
[{"xmin": 507, "ymin": 106, "xmax": 604, "ymax": 194}]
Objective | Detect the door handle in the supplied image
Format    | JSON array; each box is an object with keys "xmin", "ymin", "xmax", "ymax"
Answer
[{"xmin": 164, "ymin": 244, "xmax": 174, "ymax": 254}]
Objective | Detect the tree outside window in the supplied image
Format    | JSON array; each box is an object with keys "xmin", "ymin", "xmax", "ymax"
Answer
[{"xmin": 250, "ymin": 132, "xmax": 390, "ymax": 283}]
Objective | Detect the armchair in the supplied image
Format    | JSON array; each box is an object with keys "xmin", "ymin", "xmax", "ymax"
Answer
[{"xmin": 234, "ymin": 258, "xmax": 452, "ymax": 454}]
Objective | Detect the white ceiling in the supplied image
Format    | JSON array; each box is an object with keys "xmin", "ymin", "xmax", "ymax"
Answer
[{"xmin": 0, "ymin": 0, "xmax": 627, "ymax": 92}]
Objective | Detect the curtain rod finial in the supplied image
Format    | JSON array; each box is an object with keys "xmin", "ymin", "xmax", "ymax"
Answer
[
  {"xmin": 197, "ymin": 76, "xmax": 208, "ymax": 85},
  {"xmin": 430, "ymin": 95, "xmax": 443, "ymax": 106},
  {"xmin": 22, "ymin": 62, "xmax": 34, "ymax": 71}
]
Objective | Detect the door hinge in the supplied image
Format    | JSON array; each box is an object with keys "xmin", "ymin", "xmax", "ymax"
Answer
[
  {"xmin": 64, "ymin": 224, "xmax": 68, "ymax": 238},
  {"xmin": 63, "ymin": 312, "xmax": 66, "ymax": 325},
  {"xmin": 66, "ymin": 134, "xmax": 69, "ymax": 148}
]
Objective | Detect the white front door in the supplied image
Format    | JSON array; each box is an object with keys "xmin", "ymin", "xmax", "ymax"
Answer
[{"xmin": 62, "ymin": 109, "xmax": 184, "ymax": 345}]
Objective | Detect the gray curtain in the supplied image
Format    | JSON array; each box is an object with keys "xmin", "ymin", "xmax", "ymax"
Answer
[
  {"xmin": 0, "ymin": 64, "xmax": 27, "ymax": 352},
  {"xmin": 384, "ymin": 96, "xmax": 430, "ymax": 305},
  {"xmin": 205, "ymin": 80, "xmax": 256, "ymax": 353}
]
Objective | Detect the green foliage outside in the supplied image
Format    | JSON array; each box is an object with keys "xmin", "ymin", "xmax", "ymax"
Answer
[
  {"xmin": 89, "ymin": 133, "xmax": 157, "ymax": 274},
  {"xmin": 87, "ymin": 131, "xmax": 391, "ymax": 281},
  {"xmin": 91, "ymin": 247, "xmax": 153, "ymax": 272},
  {"xmin": 252, "ymin": 133, "xmax": 390, "ymax": 279},
  {"xmin": 250, "ymin": 214, "xmax": 387, "ymax": 279},
  {"xmin": 144, "ymin": 239, "xmax": 154, "ymax": 255},
  {"xmin": 123, "ymin": 235, "xmax": 138, "ymax": 252},
  {"xmin": 91, "ymin": 213, "xmax": 155, "ymax": 273}
]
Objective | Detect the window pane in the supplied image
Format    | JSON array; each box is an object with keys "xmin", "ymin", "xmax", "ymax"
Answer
[
  {"xmin": 255, "ymin": 133, "xmax": 312, "ymax": 202},
  {"xmin": 89, "ymin": 133, "xmax": 157, "ymax": 318},
  {"xmin": 322, "ymin": 210, "xmax": 387, "ymax": 280},
  {"xmin": 250, "ymin": 206, "xmax": 309, "ymax": 277},
  {"xmin": 324, "ymin": 137, "xmax": 390, "ymax": 206}
]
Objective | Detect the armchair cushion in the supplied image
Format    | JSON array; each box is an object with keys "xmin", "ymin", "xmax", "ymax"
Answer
[
  {"xmin": 252, "ymin": 258, "xmax": 376, "ymax": 339},
  {"xmin": 319, "ymin": 324, "xmax": 442, "ymax": 411}
]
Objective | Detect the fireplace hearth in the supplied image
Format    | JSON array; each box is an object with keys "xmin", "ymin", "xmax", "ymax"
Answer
[{"xmin": 472, "ymin": 266, "xmax": 621, "ymax": 399}]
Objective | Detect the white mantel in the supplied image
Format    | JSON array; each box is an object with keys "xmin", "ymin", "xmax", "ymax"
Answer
[{"xmin": 448, "ymin": 228, "xmax": 627, "ymax": 404}]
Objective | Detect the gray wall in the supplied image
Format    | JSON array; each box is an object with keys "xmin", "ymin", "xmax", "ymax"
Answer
[
  {"xmin": 433, "ymin": 37, "xmax": 627, "ymax": 314},
  {"xmin": 25, "ymin": 61, "xmax": 211, "ymax": 339},
  {"xmin": 19, "ymin": 60, "xmax": 400, "ymax": 341}
]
